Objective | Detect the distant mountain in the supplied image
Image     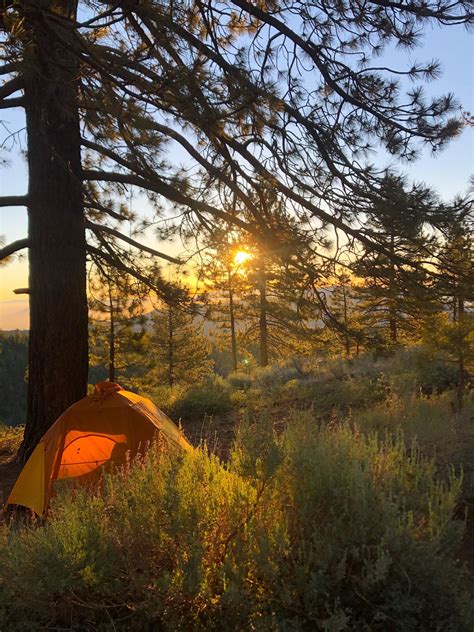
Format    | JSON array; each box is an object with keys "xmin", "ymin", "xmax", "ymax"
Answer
[{"xmin": 0, "ymin": 329, "xmax": 29, "ymax": 336}]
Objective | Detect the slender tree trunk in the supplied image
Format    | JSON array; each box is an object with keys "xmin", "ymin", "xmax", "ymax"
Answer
[
  {"xmin": 168, "ymin": 306, "xmax": 174, "ymax": 389},
  {"xmin": 389, "ymin": 317, "xmax": 398, "ymax": 344},
  {"xmin": 258, "ymin": 260, "xmax": 269, "ymax": 367},
  {"xmin": 228, "ymin": 270, "xmax": 238, "ymax": 372},
  {"xmin": 19, "ymin": 1, "xmax": 88, "ymax": 461},
  {"xmin": 456, "ymin": 296, "xmax": 465, "ymax": 410},
  {"xmin": 452, "ymin": 294, "xmax": 458, "ymax": 322},
  {"xmin": 108, "ymin": 285, "xmax": 116, "ymax": 382},
  {"xmin": 457, "ymin": 352, "xmax": 465, "ymax": 411},
  {"xmin": 342, "ymin": 284, "xmax": 350, "ymax": 358},
  {"xmin": 388, "ymin": 233, "xmax": 398, "ymax": 344}
]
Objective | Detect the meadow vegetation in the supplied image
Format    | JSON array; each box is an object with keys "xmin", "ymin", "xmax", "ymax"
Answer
[
  {"xmin": 0, "ymin": 415, "xmax": 472, "ymax": 631},
  {"xmin": 1, "ymin": 347, "xmax": 473, "ymax": 630}
]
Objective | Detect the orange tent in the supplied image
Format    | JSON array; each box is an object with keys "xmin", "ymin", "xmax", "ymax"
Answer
[{"xmin": 6, "ymin": 382, "xmax": 192, "ymax": 516}]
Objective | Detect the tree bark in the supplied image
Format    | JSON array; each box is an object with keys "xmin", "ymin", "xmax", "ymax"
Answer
[
  {"xmin": 228, "ymin": 270, "xmax": 238, "ymax": 372},
  {"xmin": 342, "ymin": 284, "xmax": 350, "ymax": 358},
  {"xmin": 457, "ymin": 352, "xmax": 465, "ymax": 411},
  {"xmin": 388, "ymin": 232, "xmax": 398, "ymax": 344},
  {"xmin": 258, "ymin": 260, "xmax": 269, "ymax": 367},
  {"xmin": 108, "ymin": 285, "xmax": 116, "ymax": 383},
  {"xmin": 456, "ymin": 296, "xmax": 465, "ymax": 410},
  {"xmin": 18, "ymin": 1, "xmax": 88, "ymax": 461},
  {"xmin": 389, "ymin": 316, "xmax": 398, "ymax": 345},
  {"xmin": 168, "ymin": 305, "xmax": 174, "ymax": 389}
]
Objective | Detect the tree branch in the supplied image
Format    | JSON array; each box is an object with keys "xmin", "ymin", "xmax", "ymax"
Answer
[
  {"xmin": 87, "ymin": 244, "xmax": 172, "ymax": 297},
  {"xmin": 85, "ymin": 220, "xmax": 181, "ymax": 264},
  {"xmin": 0, "ymin": 76, "xmax": 23, "ymax": 101},
  {"xmin": 367, "ymin": 0, "xmax": 473, "ymax": 23},
  {"xmin": 82, "ymin": 134, "xmax": 262, "ymax": 224},
  {"xmin": 0, "ymin": 96, "xmax": 24, "ymax": 109},
  {"xmin": 0, "ymin": 62, "xmax": 19, "ymax": 75},
  {"xmin": 0, "ymin": 195, "xmax": 28, "ymax": 207},
  {"xmin": 84, "ymin": 200, "xmax": 130, "ymax": 223},
  {"xmin": 82, "ymin": 169, "xmax": 252, "ymax": 231},
  {"xmin": 0, "ymin": 238, "xmax": 29, "ymax": 261}
]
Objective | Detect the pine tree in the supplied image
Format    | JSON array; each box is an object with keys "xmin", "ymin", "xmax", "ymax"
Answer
[
  {"xmin": 236, "ymin": 189, "xmax": 325, "ymax": 366},
  {"xmin": 0, "ymin": 1, "xmax": 470, "ymax": 455},
  {"xmin": 148, "ymin": 304, "xmax": 213, "ymax": 389},
  {"xmin": 435, "ymin": 210, "xmax": 473, "ymax": 321},
  {"xmin": 88, "ymin": 265, "xmax": 149, "ymax": 385},
  {"xmin": 424, "ymin": 208, "xmax": 473, "ymax": 408},
  {"xmin": 352, "ymin": 175, "xmax": 437, "ymax": 346},
  {"xmin": 201, "ymin": 234, "xmax": 248, "ymax": 372},
  {"xmin": 422, "ymin": 312, "xmax": 473, "ymax": 410},
  {"xmin": 328, "ymin": 272, "xmax": 365, "ymax": 357}
]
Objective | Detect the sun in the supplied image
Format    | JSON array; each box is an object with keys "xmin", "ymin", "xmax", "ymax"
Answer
[{"xmin": 234, "ymin": 250, "xmax": 252, "ymax": 266}]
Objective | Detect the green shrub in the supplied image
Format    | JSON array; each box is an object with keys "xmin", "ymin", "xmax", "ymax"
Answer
[
  {"xmin": 143, "ymin": 383, "xmax": 188, "ymax": 416},
  {"xmin": 352, "ymin": 391, "xmax": 474, "ymax": 448},
  {"xmin": 290, "ymin": 373, "xmax": 391, "ymax": 416},
  {"xmin": 252, "ymin": 365, "xmax": 301, "ymax": 388},
  {"xmin": 0, "ymin": 424, "xmax": 23, "ymax": 462},
  {"xmin": 0, "ymin": 414, "xmax": 471, "ymax": 631},
  {"xmin": 170, "ymin": 377, "xmax": 233, "ymax": 422},
  {"xmin": 227, "ymin": 371, "xmax": 254, "ymax": 390},
  {"xmin": 413, "ymin": 351, "xmax": 461, "ymax": 397},
  {"xmin": 227, "ymin": 366, "xmax": 302, "ymax": 391}
]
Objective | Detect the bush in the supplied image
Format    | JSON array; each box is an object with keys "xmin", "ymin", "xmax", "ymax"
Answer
[
  {"xmin": 340, "ymin": 347, "xmax": 466, "ymax": 401},
  {"xmin": 143, "ymin": 383, "xmax": 188, "ymax": 416},
  {"xmin": 252, "ymin": 364, "xmax": 301, "ymax": 388},
  {"xmin": 413, "ymin": 350, "xmax": 462, "ymax": 397},
  {"xmin": 0, "ymin": 414, "xmax": 471, "ymax": 631},
  {"xmin": 352, "ymin": 391, "xmax": 474, "ymax": 457},
  {"xmin": 227, "ymin": 371, "xmax": 254, "ymax": 390},
  {"xmin": 0, "ymin": 424, "xmax": 23, "ymax": 461},
  {"xmin": 352, "ymin": 393, "xmax": 457, "ymax": 446},
  {"xmin": 290, "ymin": 373, "xmax": 391, "ymax": 416},
  {"xmin": 170, "ymin": 377, "xmax": 233, "ymax": 422}
]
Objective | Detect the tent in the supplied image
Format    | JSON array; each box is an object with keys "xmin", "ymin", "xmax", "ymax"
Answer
[{"xmin": 6, "ymin": 381, "xmax": 192, "ymax": 516}]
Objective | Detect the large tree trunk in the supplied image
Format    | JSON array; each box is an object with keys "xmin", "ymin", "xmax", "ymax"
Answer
[{"xmin": 18, "ymin": 1, "xmax": 88, "ymax": 461}]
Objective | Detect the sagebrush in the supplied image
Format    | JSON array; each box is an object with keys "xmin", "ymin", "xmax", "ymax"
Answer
[{"xmin": 0, "ymin": 413, "xmax": 471, "ymax": 631}]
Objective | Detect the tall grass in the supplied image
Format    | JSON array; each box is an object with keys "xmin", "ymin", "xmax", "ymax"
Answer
[{"xmin": 0, "ymin": 413, "xmax": 471, "ymax": 631}]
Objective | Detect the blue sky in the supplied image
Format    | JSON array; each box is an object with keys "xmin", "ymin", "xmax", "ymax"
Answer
[{"xmin": 0, "ymin": 19, "xmax": 472, "ymax": 328}]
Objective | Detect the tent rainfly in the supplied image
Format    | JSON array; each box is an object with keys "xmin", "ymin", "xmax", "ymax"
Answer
[{"xmin": 6, "ymin": 381, "xmax": 192, "ymax": 516}]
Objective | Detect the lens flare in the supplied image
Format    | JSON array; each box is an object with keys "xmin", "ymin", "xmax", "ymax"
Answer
[{"xmin": 234, "ymin": 250, "xmax": 251, "ymax": 265}]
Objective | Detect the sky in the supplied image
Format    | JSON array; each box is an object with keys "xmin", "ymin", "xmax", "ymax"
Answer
[{"xmin": 0, "ymin": 19, "xmax": 472, "ymax": 330}]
